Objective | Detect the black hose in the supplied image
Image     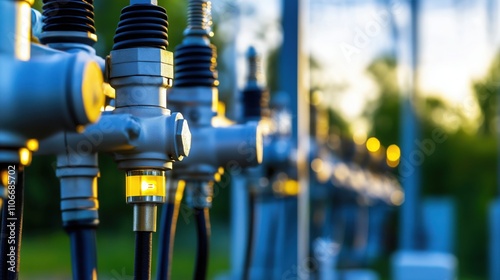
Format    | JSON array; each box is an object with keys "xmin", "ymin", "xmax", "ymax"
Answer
[
  {"xmin": 193, "ymin": 207, "xmax": 210, "ymax": 280},
  {"xmin": 68, "ymin": 227, "xmax": 98, "ymax": 280},
  {"xmin": 157, "ymin": 202, "xmax": 179, "ymax": 280},
  {"xmin": 135, "ymin": 231, "xmax": 153, "ymax": 280},
  {"xmin": 243, "ymin": 193, "xmax": 255, "ymax": 280},
  {"xmin": 0, "ymin": 165, "xmax": 24, "ymax": 280}
]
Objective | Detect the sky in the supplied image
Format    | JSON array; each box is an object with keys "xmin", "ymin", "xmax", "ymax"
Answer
[{"xmin": 212, "ymin": 0, "xmax": 499, "ymax": 134}]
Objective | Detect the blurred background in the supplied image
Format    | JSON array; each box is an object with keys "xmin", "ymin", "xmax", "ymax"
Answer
[{"xmin": 24, "ymin": 0, "xmax": 499, "ymax": 279}]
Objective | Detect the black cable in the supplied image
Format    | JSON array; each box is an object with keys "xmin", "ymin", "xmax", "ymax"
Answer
[
  {"xmin": 0, "ymin": 165, "xmax": 24, "ymax": 280},
  {"xmin": 243, "ymin": 193, "xmax": 255, "ymax": 280},
  {"xmin": 135, "ymin": 231, "xmax": 153, "ymax": 280},
  {"xmin": 194, "ymin": 207, "xmax": 210, "ymax": 280},
  {"xmin": 68, "ymin": 227, "xmax": 98, "ymax": 280},
  {"xmin": 157, "ymin": 202, "xmax": 179, "ymax": 280}
]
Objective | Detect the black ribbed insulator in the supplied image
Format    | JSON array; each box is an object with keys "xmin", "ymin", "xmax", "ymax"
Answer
[
  {"xmin": 174, "ymin": 43, "xmax": 218, "ymax": 87},
  {"xmin": 113, "ymin": 4, "xmax": 169, "ymax": 50},
  {"xmin": 241, "ymin": 46, "xmax": 268, "ymax": 120},
  {"xmin": 242, "ymin": 87, "xmax": 269, "ymax": 120},
  {"xmin": 41, "ymin": 0, "xmax": 96, "ymax": 36}
]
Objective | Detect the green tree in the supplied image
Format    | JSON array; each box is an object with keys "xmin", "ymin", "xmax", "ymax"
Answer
[
  {"xmin": 365, "ymin": 52, "xmax": 499, "ymax": 278},
  {"xmin": 364, "ymin": 56, "xmax": 400, "ymax": 146},
  {"xmin": 473, "ymin": 52, "xmax": 500, "ymax": 136}
]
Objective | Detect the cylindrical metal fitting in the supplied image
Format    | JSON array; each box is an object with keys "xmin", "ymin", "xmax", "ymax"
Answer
[
  {"xmin": 133, "ymin": 204, "xmax": 157, "ymax": 232},
  {"xmin": 56, "ymin": 154, "xmax": 100, "ymax": 227},
  {"xmin": 59, "ymin": 176, "xmax": 99, "ymax": 227},
  {"xmin": 184, "ymin": 0, "xmax": 212, "ymax": 37},
  {"xmin": 246, "ymin": 46, "xmax": 260, "ymax": 83},
  {"xmin": 172, "ymin": 122, "xmax": 263, "ymax": 180},
  {"xmin": 0, "ymin": 48, "xmax": 105, "ymax": 163},
  {"xmin": 241, "ymin": 46, "xmax": 269, "ymax": 122},
  {"xmin": 37, "ymin": 113, "xmax": 142, "ymax": 156}
]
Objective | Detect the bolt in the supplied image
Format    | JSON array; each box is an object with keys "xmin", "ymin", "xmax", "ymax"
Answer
[
  {"xmin": 175, "ymin": 119, "xmax": 191, "ymax": 160},
  {"xmin": 125, "ymin": 118, "xmax": 142, "ymax": 139}
]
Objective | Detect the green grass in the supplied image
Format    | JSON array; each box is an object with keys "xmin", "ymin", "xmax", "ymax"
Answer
[
  {"xmin": 20, "ymin": 232, "xmax": 71, "ymax": 279},
  {"xmin": 19, "ymin": 221, "xmax": 230, "ymax": 280},
  {"xmin": 17, "ymin": 224, "xmax": 487, "ymax": 280}
]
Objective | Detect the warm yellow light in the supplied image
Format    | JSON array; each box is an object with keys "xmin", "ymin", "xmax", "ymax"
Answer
[
  {"xmin": 103, "ymin": 83, "xmax": 116, "ymax": 99},
  {"xmin": 26, "ymin": 139, "xmax": 39, "ymax": 152},
  {"xmin": 256, "ymin": 125, "xmax": 263, "ymax": 164},
  {"xmin": 353, "ymin": 130, "xmax": 367, "ymax": 145},
  {"xmin": 15, "ymin": 2, "xmax": 31, "ymax": 61},
  {"xmin": 316, "ymin": 109, "xmax": 329, "ymax": 141},
  {"xmin": 214, "ymin": 172, "xmax": 221, "ymax": 182},
  {"xmin": 272, "ymin": 179, "xmax": 299, "ymax": 196},
  {"xmin": 76, "ymin": 125, "xmax": 85, "ymax": 133},
  {"xmin": 218, "ymin": 167, "xmax": 224, "ymax": 175},
  {"xmin": 19, "ymin": 148, "xmax": 31, "ymax": 166},
  {"xmin": 386, "ymin": 144, "xmax": 401, "ymax": 161},
  {"xmin": 175, "ymin": 180, "xmax": 186, "ymax": 202},
  {"xmin": 366, "ymin": 137, "xmax": 380, "ymax": 153},
  {"xmin": 141, "ymin": 181, "xmax": 156, "ymax": 192},
  {"xmin": 316, "ymin": 161, "xmax": 331, "ymax": 184},
  {"xmin": 386, "ymin": 158, "xmax": 400, "ymax": 168},
  {"xmin": 311, "ymin": 90, "xmax": 322, "ymax": 106},
  {"xmin": 104, "ymin": 105, "xmax": 115, "ymax": 111},
  {"xmin": 333, "ymin": 163, "xmax": 349, "ymax": 183},
  {"xmin": 390, "ymin": 190, "xmax": 404, "ymax": 206},
  {"xmin": 81, "ymin": 61, "xmax": 105, "ymax": 123},
  {"xmin": 258, "ymin": 118, "xmax": 273, "ymax": 136},
  {"xmin": 217, "ymin": 100, "xmax": 225, "ymax": 116},
  {"xmin": 1, "ymin": 170, "xmax": 8, "ymax": 187},
  {"xmin": 126, "ymin": 170, "xmax": 166, "ymax": 198},
  {"xmin": 311, "ymin": 158, "xmax": 324, "ymax": 173},
  {"xmin": 283, "ymin": 180, "xmax": 299, "ymax": 196},
  {"xmin": 212, "ymin": 101, "xmax": 235, "ymax": 127}
]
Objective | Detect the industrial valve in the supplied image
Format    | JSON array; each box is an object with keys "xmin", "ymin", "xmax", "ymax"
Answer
[
  {"xmin": 0, "ymin": 1, "xmax": 105, "ymax": 278},
  {"xmin": 109, "ymin": 2, "xmax": 191, "ymax": 241},
  {"xmin": 167, "ymin": 0, "xmax": 262, "ymax": 206},
  {"xmin": 0, "ymin": 0, "xmax": 104, "ymax": 166},
  {"xmin": 230, "ymin": 46, "xmax": 299, "ymax": 280},
  {"xmin": 156, "ymin": 1, "xmax": 262, "ymax": 279},
  {"xmin": 34, "ymin": 1, "xmax": 191, "ymax": 279}
]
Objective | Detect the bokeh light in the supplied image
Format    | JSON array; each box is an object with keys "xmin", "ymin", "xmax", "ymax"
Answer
[{"xmin": 366, "ymin": 137, "xmax": 380, "ymax": 153}]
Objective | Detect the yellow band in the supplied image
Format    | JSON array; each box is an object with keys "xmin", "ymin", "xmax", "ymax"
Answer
[{"xmin": 126, "ymin": 170, "xmax": 166, "ymax": 198}]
